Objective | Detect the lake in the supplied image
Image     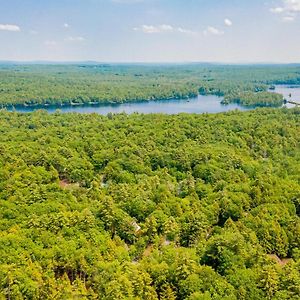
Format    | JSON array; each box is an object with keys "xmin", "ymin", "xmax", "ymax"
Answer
[
  {"xmin": 270, "ymin": 85, "xmax": 300, "ymax": 108},
  {"xmin": 6, "ymin": 85, "xmax": 300, "ymax": 115}
]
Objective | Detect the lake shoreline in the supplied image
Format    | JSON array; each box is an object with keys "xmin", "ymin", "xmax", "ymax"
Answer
[
  {"xmin": 2, "ymin": 85, "xmax": 298, "ymax": 115},
  {"xmin": 3, "ymin": 95, "xmax": 197, "ymax": 110}
]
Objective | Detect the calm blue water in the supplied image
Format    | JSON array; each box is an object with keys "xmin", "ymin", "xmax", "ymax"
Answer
[
  {"xmin": 7, "ymin": 94, "xmax": 249, "ymax": 115},
  {"xmin": 5, "ymin": 85, "xmax": 299, "ymax": 115},
  {"xmin": 270, "ymin": 85, "xmax": 300, "ymax": 108}
]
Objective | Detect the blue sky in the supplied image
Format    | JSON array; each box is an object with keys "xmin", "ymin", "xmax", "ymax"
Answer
[{"xmin": 0, "ymin": 0, "xmax": 299, "ymax": 62}]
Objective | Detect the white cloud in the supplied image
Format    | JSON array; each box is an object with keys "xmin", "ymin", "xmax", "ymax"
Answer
[
  {"xmin": 0, "ymin": 24, "xmax": 21, "ymax": 32},
  {"xmin": 134, "ymin": 24, "xmax": 197, "ymax": 35},
  {"xmin": 134, "ymin": 24, "xmax": 174, "ymax": 34},
  {"xmin": 65, "ymin": 36, "xmax": 85, "ymax": 42},
  {"xmin": 224, "ymin": 18, "xmax": 233, "ymax": 27},
  {"xmin": 270, "ymin": 7, "xmax": 285, "ymax": 13},
  {"xmin": 204, "ymin": 26, "xmax": 224, "ymax": 36},
  {"xmin": 283, "ymin": 15, "xmax": 296, "ymax": 21},
  {"xmin": 283, "ymin": 0, "xmax": 300, "ymax": 12},
  {"xmin": 271, "ymin": 0, "xmax": 300, "ymax": 21},
  {"xmin": 44, "ymin": 40, "xmax": 58, "ymax": 46},
  {"xmin": 177, "ymin": 27, "xmax": 197, "ymax": 35},
  {"xmin": 64, "ymin": 23, "xmax": 70, "ymax": 28}
]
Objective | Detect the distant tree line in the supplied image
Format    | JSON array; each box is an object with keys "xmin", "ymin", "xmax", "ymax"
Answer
[{"xmin": 0, "ymin": 64, "xmax": 298, "ymax": 107}]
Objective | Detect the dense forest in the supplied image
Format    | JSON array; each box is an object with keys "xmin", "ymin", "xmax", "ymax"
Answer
[
  {"xmin": 222, "ymin": 92, "xmax": 284, "ymax": 107},
  {"xmin": 0, "ymin": 108, "xmax": 299, "ymax": 299},
  {"xmin": 0, "ymin": 64, "xmax": 299, "ymax": 107}
]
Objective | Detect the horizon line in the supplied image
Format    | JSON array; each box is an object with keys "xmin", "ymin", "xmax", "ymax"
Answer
[{"xmin": 0, "ymin": 60, "xmax": 300, "ymax": 66}]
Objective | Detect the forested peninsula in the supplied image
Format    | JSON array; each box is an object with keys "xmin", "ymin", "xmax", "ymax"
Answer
[{"xmin": 0, "ymin": 109, "xmax": 299, "ymax": 299}]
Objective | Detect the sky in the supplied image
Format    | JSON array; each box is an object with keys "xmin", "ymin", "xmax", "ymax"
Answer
[{"xmin": 0, "ymin": 0, "xmax": 299, "ymax": 63}]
